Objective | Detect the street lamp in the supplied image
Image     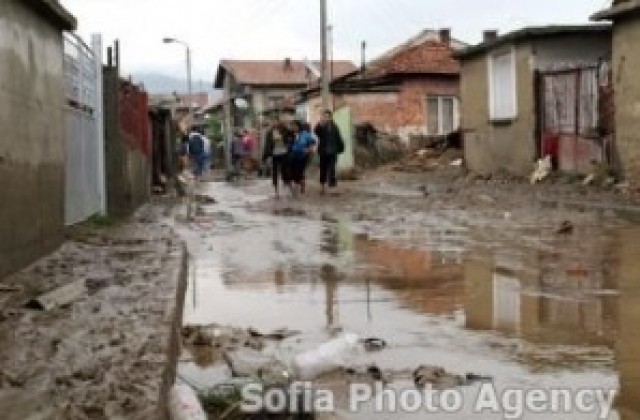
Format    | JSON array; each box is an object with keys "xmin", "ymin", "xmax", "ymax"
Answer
[{"xmin": 162, "ymin": 37, "xmax": 193, "ymax": 129}]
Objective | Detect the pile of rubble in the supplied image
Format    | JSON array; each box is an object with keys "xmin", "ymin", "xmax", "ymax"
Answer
[
  {"xmin": 353, "ymin": 125, "xmax": 406, "ymax": 169},
  {"xmin": 178, "ymin": 324, "xmax": 493, "ymax": 418},
  {"xmin": 394, "ymin": 147, "xmax": 464, "ymax": 173}
]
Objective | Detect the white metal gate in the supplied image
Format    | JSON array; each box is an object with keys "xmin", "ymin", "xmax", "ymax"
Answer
[{"xmin": 63, "ymin": 33, "xmax": 105, "ymax": 225}]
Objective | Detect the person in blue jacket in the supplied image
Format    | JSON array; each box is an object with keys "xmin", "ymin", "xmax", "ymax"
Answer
[{"xmin": 290, "ymin": 120, "xmax": 317, "ymax": 195}]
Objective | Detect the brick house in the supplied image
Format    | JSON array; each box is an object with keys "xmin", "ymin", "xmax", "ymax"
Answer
[
  {"xmin": 593, "ymin": 0, "xmax": 640, "ymax": 185},
  {"xmin": 214, "ymin": 59, "xmax": 355, "ymax": 131},
  {"xmin": 297, "ymin": 29, "xmax": 468, "ymax": 146},
  {"xmin": 456, "ymin": 25, "xmax": 612, "ymax": 177}
]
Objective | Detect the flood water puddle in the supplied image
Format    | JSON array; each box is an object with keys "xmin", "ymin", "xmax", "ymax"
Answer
[{"xmin": 175, "ymin": 181, "xmax": 640, "ymax": 419}]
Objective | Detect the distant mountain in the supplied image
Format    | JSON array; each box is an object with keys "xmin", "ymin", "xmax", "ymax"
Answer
[{"xmin": 132, "ymin": 72, "xmax": 215, "ymax": 94}]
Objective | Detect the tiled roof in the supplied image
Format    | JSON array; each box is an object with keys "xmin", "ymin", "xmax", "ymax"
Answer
[
  {"xmin": 365, "ymin": 41, "xmax": 461, "ymax": 77},
  {"xmin": 214, "ymin": 60, "xmax": 357, "ymax": 88}
]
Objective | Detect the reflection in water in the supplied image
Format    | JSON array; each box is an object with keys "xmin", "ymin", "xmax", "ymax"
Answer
[
  {"xmin": 615, "ymin": 230, "xmax": 640, "ymax": 419},
  {"xmin": 183, "ymin": 215, "xmax": 640, "ymax": 418}
]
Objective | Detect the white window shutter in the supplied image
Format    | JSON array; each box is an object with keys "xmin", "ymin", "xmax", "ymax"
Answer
[{"xmin": 489, "ymin": 49, "xmax": 517, "ymax": 120}]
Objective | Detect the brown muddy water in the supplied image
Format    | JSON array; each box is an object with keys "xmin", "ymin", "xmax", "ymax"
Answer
[{"xmin": 174, "ymin": 179, "xmax": 640, "ymax": 419}]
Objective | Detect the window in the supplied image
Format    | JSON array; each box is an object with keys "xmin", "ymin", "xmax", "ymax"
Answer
[
  {"xmin": 267, "ymin": 95, "xmax": 284, "ymax": 110},
  {"xmin": 488, "ymin": 48, "xmax": 517, "ymax": 121},
  {"xmin": 426, "ymin": 96, "xmax": 459, "ymax": 135}
]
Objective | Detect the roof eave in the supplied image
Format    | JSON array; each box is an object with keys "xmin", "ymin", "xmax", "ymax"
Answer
[
  {"xmin": 25, "ymin": 0, "xmax": 77, "ymax": 31},
  {"xmin": 455, "ymin": 25, "xmax": 612, "ymax": 60},
  {"xmin": 592, "ymin": 3, "xmax": 640, "ymax": 20}
]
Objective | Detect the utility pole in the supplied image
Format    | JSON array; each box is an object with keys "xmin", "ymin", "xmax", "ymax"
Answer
[
  {"xmin": 186, "ymin": 46, "xmax": 193, "ymax": 127},
  {"xmin": 320, "ymin": 0, "xmax": 330, "ymax": 111}
]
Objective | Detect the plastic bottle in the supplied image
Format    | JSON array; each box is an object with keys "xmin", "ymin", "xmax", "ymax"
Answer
[{"xmin": 293, "ymin": 333, "xmax": 361, "ymax": 380}]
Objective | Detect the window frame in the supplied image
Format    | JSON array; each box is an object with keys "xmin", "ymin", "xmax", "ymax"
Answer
[
  {"xmin": 487, "ymin": 46, "xmax": 518, "ymax": 122},
  {"xmin": 426, "ymin": 95, "xmax": 460, "ymax": 136}
]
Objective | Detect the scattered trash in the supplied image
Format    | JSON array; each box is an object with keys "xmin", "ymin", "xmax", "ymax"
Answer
[
  {"xmin": 582, "ymin": 173, "xmax": 596, "ymax": 186},
  {"xmin": 465, "ymin": 373, "xmax": 494, "ymax": 384},
  {"xmin": 412, "ymin": 365, "xmax": 463, "ymax": 389},
  {"xmin": 25, "ymin": 279, "xmax": 87, "ymax": 311},
  {"xmin": 556, "ymin": 221, "xmax": 574, "ymax": 235},
  {"xmin": 223, "ymin": 348, "xmax": 282, "ymax": 378},
  {"xmin": 366, "ymin": 365, "xmax": 384, "ymax": 382},
  {"xmin": 394, "ymin": 147, "xmax": 463, "ymax": 173},
  {"xmin": 293, "ymin": 333, "xmax": 361, "ymax": 380},
  {"xmin": 169, "ymin": 384, "xmax": 207, "ymax": 420},
  {"xmin": 530, "ymin": 155, "xmax": 552, "ymax": 184},
  {"xmin": 247, "ymin": 327, "xmax": 300, "ymax": 341},
  {"xmin": 194, "ymin": 194, "xmax": 217, "ymax": 205},
  {"xmin": 362, "ymin": 337, "xmax": 387, "ymax": 352}
]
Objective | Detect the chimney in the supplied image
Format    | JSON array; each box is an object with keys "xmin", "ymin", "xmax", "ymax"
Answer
[
  {"xmin": 439, "ymin": 28, "xmax": 451, "ymax": 46},
  {"xmin": 284, "ymin": 57, "xmax": 292, "ymax": 71},
  {"xmin": 483, "ymin": 30, "xmax": 499, "ymax": 43}
]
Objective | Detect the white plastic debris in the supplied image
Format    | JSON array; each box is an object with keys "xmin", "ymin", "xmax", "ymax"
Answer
[
  {"xmin": 450, "ymin": 158, "xmax": 463, "ymax": 167},
  {"xmin": 530, "ymin": 155, "xmax": 552, "ymax": 184},
  {"xmin": 293, "ymin": 333, "xmax": 361, "ymax": 380},
  {"xmin": 169, "ymin": 384, "xmax": 207, "ymax": 420}
]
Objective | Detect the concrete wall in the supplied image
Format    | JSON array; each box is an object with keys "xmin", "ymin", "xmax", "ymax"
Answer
[
  {"xmin": 461, "ymin": 44, "xmax": 537, "ymax": 177},
  {"xmin": 612, "ymin": 18, "xmax": 640, "ymax": 184},
  {"xmin": 0, "ymin": 0, "xmax": 66, "ymax": 278},
  {"xmin": 103, "ymin": 67, "xmax": 150, "ymax": 218}
]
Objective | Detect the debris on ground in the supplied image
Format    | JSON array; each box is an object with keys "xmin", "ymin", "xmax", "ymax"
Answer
[
  {"xmin": 530, "ymin": 155, "xmax": 552, "ymax": 184},
  {"xmin": 294, "ymin": 333, "xmax": 362, "ymax": 380},
  {"xmin": 413, "ymin": 365, "xmax": 464, "ymax": 389},
  {"xmin": 556, "ymin": 220, "xmax": 574, "ymax": 235},
  {"xmin": 394, "ymin": 147, "xmax": 464, "ymax": 173},
  {"xmin": 194, "ymin": 194, "xmax": 218, "ymax": 205},
  {"xmin": 24, "ymin": 279, "xmax": 87, "ymax": 311},
  {"xmin": 0, "ymin": 206, "xmax": 185, "ymax": 419},
  {"xmin": 362, "ymin": 337, "xmax": 387, "ymax": 352},
  {"xmin": 354, "ymin": 125, "xmax": 406, "ymax": 169}
]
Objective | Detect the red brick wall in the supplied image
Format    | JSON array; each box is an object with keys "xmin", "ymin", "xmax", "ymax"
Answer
[{"xmin": 334, "ymin": 76, "xmax": 459, "ymax": 142}]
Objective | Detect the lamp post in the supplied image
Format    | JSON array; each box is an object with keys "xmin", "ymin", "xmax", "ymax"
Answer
[{"xmin": 162, "ymin": 37, "xmax": 193, "ymax": 128}]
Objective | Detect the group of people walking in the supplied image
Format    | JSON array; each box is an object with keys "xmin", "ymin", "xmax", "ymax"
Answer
[
  {"xmin": 263, "ymin": 109, "xmax": 344, "ymax": 198},
  {"xmin": 177, "ymin": 109, "xmax": 344, "ymax": 198}
]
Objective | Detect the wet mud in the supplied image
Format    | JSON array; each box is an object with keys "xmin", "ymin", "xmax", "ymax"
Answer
[
  {"xmin": 0, "ymin": 207, "xmax": 186, "ymax": 419},
  {"xmin": 176, "ymin": 172, "xmax": 640, "ymax": 419}
]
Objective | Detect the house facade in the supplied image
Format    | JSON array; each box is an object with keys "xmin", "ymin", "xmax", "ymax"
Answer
[
  {"xmin": 0, "ymin": 0, "xmax": 76, "ymax": 279},
  {"xmin": 457, "ymin": 26, "xmax": 612, "ymax": 177},
  {"xmin": 298, "ymin": 29, "xmax": 467, "ymax": 147},
  {"xmin": 594, "ymin": 0, "xmax": 640, "ymax": 185},
  {"xmin": 214, "ymin": 59, "xmax": 356, "ymax": 131}
]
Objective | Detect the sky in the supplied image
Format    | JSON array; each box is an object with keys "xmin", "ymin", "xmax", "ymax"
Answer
[{"xmin": 59, "ymin": 0, "xmax": 612, "ymax": 86}]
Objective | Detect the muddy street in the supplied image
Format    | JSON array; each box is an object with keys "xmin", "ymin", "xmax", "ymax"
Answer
[{"xmin": 172, "ymin": 173, "xmax": 640, "ymax": 419}]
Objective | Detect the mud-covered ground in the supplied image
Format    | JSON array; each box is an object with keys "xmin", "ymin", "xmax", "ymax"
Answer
[
  {"xmin": 0, "ymin": 207, "xmax": 186, "ymax": 420},
  {"xmin": 175, "ymin": 166, "xmax": 640, "ymax": 420}
]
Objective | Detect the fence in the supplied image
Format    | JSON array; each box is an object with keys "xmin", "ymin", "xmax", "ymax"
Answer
[{"xmin": 63, "ymin": 33, "xmax": 105, "ymax": 225}]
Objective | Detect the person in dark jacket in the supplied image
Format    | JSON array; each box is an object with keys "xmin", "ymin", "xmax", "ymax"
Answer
[
  {"xmin": 263, "ymin": 118, "xmax": 294, "ymax": 198},
  {"xmin": 314, "ymin": 110, "xmax": 344, "ymax": 194}
]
